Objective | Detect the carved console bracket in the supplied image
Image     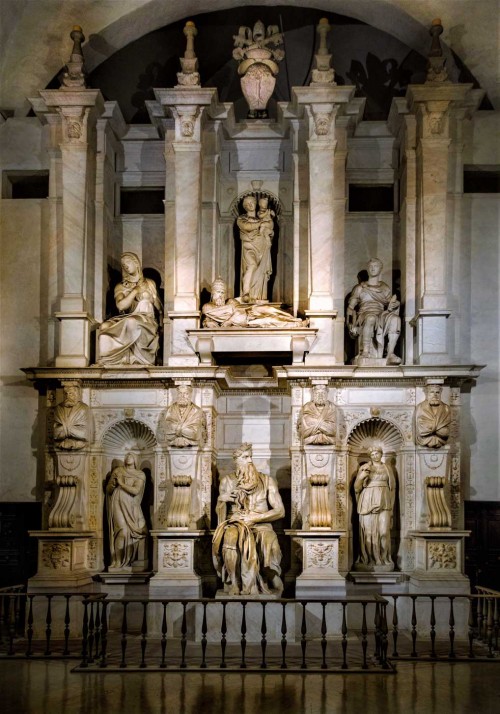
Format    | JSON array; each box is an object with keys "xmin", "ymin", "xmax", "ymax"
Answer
[
  {"xmin": 48, "ymin": 475, "xmax": 79, "ymax": 529},
  {"xmin": 166, "ymin": 475, "xmax": 193, "ymax": 528},
  {"xmin": 309, "ymin": 474, "xmax": 332, "ymax": 528},
  {"xmin": 425, "ymin": 476, "xmax": 452, "ymax": 528}
]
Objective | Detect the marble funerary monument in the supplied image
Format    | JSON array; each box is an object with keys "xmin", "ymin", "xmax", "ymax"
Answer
[{"xmin": 16, "ymin": 15, "xmax": 487, "ymax": 613}]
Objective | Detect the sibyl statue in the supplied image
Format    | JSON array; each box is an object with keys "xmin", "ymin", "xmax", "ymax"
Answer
[
  {"xmin": 354, "ymin": 444, "xmax": 396, "ymax": 570},
  {"xmin": 98, "ymin": 252, "xmax": 161, "ymax": 366},
  {"xmin": 106, "ymin": 452, "xmax": 148, "ymax": 569}
]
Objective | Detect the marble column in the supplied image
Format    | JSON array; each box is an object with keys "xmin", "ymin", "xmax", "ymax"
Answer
[
  {"xmin": 154, "ymin": 87, "xmax": 218, "ymax": 365},
  {"xmin": 405, "ymin": 83, "xmax": 478, "ymax": 364},
  {"xmin": 36, "ymin": 88, "xmax": 104, "ymax": 366},
  {"xmin": 292, "ymin": 86, "xmax": 359, "ymax": 365}
]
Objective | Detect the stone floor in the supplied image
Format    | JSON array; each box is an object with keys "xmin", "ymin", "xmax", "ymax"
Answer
[{"xmin": 0, "ymin": 660, "xmax": 499, "ymax": 714}]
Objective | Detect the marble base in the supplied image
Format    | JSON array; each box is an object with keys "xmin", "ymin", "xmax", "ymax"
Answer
[
  {"xmin": 408, "ymin": 529, "xmax": 470, "ymax": 585},
  {"xmin": 215, "ymin": 590, "xmax": 281, "ymax": 600},
  {"xmin": 349, "ymin": 571, "xmax": 405, "ymax": 585},
  {"xmin": 149, "ymin": 530, "xmax": 205, "ymax": 597},
  {"xmin": 187, "ymin": 328, "xmax": 317, "ymax": 365},
  {"xmin": 287, "ymin": 530, "xmax": 346, "ymax": 597},
  {"xmin": 29, "ymin": 529, "xmax": 96, "ymax": 592},
  {"xmin": 99, "ymin": 571, "xmax": 152, "ymax": 585}
]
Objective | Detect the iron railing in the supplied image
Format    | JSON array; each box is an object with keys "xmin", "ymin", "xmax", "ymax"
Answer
[{"xmin": 0, "ymin": 586, "xmax": 498, "ymax": 672}]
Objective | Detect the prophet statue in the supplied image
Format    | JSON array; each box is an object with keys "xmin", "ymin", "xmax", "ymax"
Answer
[{"xmin": 212, "ymin": 443, "xmax": 284, "ymax": 596}]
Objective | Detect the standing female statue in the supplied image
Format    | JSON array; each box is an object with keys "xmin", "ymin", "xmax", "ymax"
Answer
[
  {"xmin": 237, "ymin": 194, "xmax": 274, "ymax": 301},
  {"xmin": 354, "ymin": 445, "xmax": 396, "ymax": 570},
  {"xmin": 106, "ymin": 452, "xmax": 148, "ymax": 569},
  {"xmin": 98, "ymin": 252, "xmax": 161, "ymax": 365}
]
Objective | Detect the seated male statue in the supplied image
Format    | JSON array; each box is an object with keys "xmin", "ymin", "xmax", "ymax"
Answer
[
  {"xmin": 297, "ymin": 384, "xmax": 336, "ymax": 445},
  {"xmin": 212, "ymin": 443, "xmax": 284, "ymax": 596},
  {"xmin": 346, "ymin": 258, "xmax": 401, "ymax": 365}
]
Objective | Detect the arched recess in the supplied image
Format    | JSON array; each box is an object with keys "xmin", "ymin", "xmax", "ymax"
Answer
[
  {"xmin": 347, "ymin": 417, "xmax": 404, "ymax": 457},
  {"xmin": 101, "ymin": 418, "xmax": 157, "ymax": 455},
  {"xmin": 230, "ymin": 189, "xmax": 282, "ymax": 301}
]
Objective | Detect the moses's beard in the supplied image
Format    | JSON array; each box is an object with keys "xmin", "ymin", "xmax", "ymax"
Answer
[{"xmin": 236, "ymin": 463, "xmax": 259, "ymax": 491}]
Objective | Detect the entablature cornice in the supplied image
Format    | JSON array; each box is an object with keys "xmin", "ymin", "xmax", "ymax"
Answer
[{"xmin": 22, "ymin": 364, "xmax": 484, "ymax": 393}]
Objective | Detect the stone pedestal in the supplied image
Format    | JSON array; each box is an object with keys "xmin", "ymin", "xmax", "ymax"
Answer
[
  {"xmin": 408, "ymin": 530, "xmax": 470, "ymax": 592},
  {"xmin": 28, "ymin": 530, "xmax": 96, "ymax": 591},
  {"xmin": 287, "ymin": 530, "xmax": 346, "ymax": 596},
  {"xmin": 149, "ymin": 530, "xmax": 204, "ymax": 597}
]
